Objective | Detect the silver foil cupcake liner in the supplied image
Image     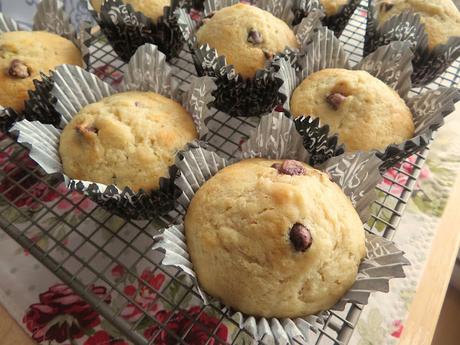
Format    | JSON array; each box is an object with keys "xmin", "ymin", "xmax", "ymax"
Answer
[
  {"xmin": 151, "ymin": 115, "xmax": 408, "ymax": 343},
  {"xmin": 276, "ymin": 28, "xmax": 460, "ymax": 171},
  {"xmin": 292, "ymin": 0, "xmax": 361, "ymax": 36},
  {"xmin": 0, "ymin": 0, "xmax": 91, "ymax": 132},
  {"xmin": 365, "ymin": 0, "xmax": 460, "ymax": 86},
  {"xmin": 9, "ymin": 43, "xmax": 215, "ymax": 220},
  {"xmin": 176, "ymin": 0, "xmax": 324, "ymax": 117},
  {"xmin": 88, "ymin": 0, "xmax": 185, "ymax": 62}
]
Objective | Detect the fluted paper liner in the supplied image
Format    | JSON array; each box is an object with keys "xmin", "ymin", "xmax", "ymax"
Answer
[
  {"xmin": 175, "ymin": 0, "xmax": 324, "ymax": 117},
  {"xmin": 292, "ymin": 0, "xmax": 360, "ymax": 36},
  {"xmin": 276, "ymin": 28, "xmax": 460, "ymax": 170},
  {"xmin": 365, "ymin": 0, "xmax": 460, "ymax": 86},
  {"xmin": 0, "ymin": 0, "xmax": 91, "ymax": 132},
  {"xmin": 152, "ymin": 133, "xmax": 408, "ymax": 344},
  {"xmin": 9, "ymin": 44, "xmax": 215, "ymax": 219},
  {"xmin": 89, "ymin": 0, "xmax": 184, "ymax": 62}
]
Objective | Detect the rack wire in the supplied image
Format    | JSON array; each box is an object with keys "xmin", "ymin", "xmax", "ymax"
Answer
[{"xmin": 0, "ymin": 2, "xmax": 459, "ymax": 345}]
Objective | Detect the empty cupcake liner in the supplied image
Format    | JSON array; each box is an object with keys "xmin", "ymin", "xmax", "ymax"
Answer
[
  {"xmin": 151, "ymin": 127, "xmax": 408, "ymax": 343},
  {"xmin": 292, "ymin": 0, "xmax": 361, "ymax": 36},
  {"xmin": 0, "ymin": 0, "xmax": 91, "ymax": 132},
  {"xmin": 175, "ymin": 0, "xmax": 324, "ymax": 117},
  {"xmin": 275, "ymin": 27, "xmax": 460, "ymax": 171},
  {"xmin": 9, "ymin": 43, "xmax": 215, "ymax": 220},
  {"xmin": 365, "ymin": 0, "xmax": 460, "ymax": 86},
  {"xmin": 88, "ymin": 0, "xmax": 185, "ymax": 62}
]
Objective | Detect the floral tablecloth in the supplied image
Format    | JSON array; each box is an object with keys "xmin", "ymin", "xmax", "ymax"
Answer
[{"xmin": 1, "ymin": 1, "xmax": 460, "ymax": 345}]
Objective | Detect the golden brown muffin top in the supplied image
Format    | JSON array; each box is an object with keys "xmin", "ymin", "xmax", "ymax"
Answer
[
  {"xmin": 196, "ymin": 3, "xmax": 299, "ymax": 79},
  {"xmin": 0, "ymin": 31, "xmax": 82, "ymax": 111},
  {"xmin": 185, "ymin": 158, "xmax": 365, "ymax": 318},
  {"xmin": 59, "ymin": 91, "xmax": 197, "ymax": 192},
  {"xmin": 291, "ymin": 68, "xmax": 414, "ymax": 152}
]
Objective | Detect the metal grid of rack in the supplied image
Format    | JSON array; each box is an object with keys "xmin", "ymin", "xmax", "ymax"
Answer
[{"xmin": 1, "ymin": 2, "xmax": 460, "ymax": 345}]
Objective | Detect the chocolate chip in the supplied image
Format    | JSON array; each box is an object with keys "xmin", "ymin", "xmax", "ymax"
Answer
[
  {"xmin": 7, "ymin": 59, "xmax": 30, "ymax": 78},
  {"xmin": 326, "ymin": 93, "xmax": 347, "ymax": 110},
  {"xmin": 271, "ymin": 160, "xmax": 306, "ymax": 176},
  {"xmin": 247, "ymin": 28, "xmax": 263, "ymax": 44},
  {"xmin": 76, "ymin": 124, "xmax": 98, "ymax": 135},
  {"xmin": 380, "ymin": 2, "xmax": 394, "ymax": 12},
  {"xmin": 289, "ymin": 223, "xmax": 312, "ymax": 252},
  {"xmin": 262, "ymin": 48, "xmax": 274, "ymax": 60}
]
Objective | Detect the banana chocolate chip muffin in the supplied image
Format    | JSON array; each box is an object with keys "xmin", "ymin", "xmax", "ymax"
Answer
[
  {"xmin": 0, "ymin": 31, "xmax": 82, "ymax": 112},
  {"xmin": 59, "ymin": 91, "xmax": 197, "ymax": 192},
  {"xmin": 291, "ymin": 68, "xmax": 415, "ymax": 152},
  {"xmin": 91, "ymin": 0, "xmax": 170, "ymax": 22},
  {"xmin": 376, "ymin": 0, "xmax": 460, "ymax": 50},
  {"xmin": 196, "ymin": 3, "xmax": 300, "ymax": 79},
  {"xmin": 185, "ymin": 158, "xmax": 366, "ymax": 318}
]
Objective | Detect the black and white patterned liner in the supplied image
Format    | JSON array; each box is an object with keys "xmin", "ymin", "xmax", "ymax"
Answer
[
  {"xmin": 365, "ymin": 0, "xmax": 460, "ymax": 86},
  {"xmin": 88, "ymin": 0, "xmax": 185, "ymax": 62},
  {"xmin": 276, "ymin": 28, "xmax": 460, "ymax": 171},
  {"xmin": 175, "ymin": 0, "xmax": 324, "ymax": 117},
  {"xmin": 151, "ymin": 123, "xmax": 408, "ymax": 343},
  {"xmin": 292, "ymin": 0, "xmax": 360, "ymax": 37},
  {"xmin": 9, "ymin": 44, "xmax": 215, "ymax": 220},
  {"xmin": 0, "ymin": 0, "xmax": 91, "ymax": 132}
]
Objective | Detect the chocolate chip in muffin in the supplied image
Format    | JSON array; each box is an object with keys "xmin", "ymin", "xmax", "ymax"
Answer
[
  {"xmin": 7, "ymin": 59, "xmax": 30, "ymax": 79},
  {"xmin": 271, "ymin": 160, "xmax": 306, "ymax": 176},
  {"xmin": 247, "ymin": 28, "xmax": 263, "ymax": 44},
  {"xmin": 379, "ymin": 2, "xmax": 394, "ymax": 12},
  {"xmin": 289, "ymin": 223, "xmax": 312, "ymax": 252},
  {"xmin": 262, "ymin": 48, "xmax": 274, "ymax": 60},
  {"xmin": 326, "ymin": 93, "xmax": 347, "ymax": 110}
]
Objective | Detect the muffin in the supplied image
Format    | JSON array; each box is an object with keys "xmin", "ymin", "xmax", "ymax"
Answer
[
  {"xmin": 91, "ymin": 0, "xmax": 170, "ymax": 22},
  {"xmin": 59, "ymin": 91, "xmax": 197, "ymax": 192},
  {"xmin": 185, "ymin": 158, "xmax": 366, "ymax": 318},
  {"xmin": 0, "ymin": 31, "xmax": 82, "ymax": 112},
  {"xmin": 196, "ymin": 3, "xmax": 300, "ymax": 79},
  {"xmin": 290, "ymin": 68, "xmax": 415, "ymax": 152},
  {"xmin": 376, "ymin": 0, "xmax": 460, "ymax": 50},
  {"xmin": 321, "ymin": 0, "xmax": 350, "ymax": 15}
]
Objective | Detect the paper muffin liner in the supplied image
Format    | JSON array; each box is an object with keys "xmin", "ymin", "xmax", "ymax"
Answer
[
  {"xmin": 365, "ymin": 0, "xmax": 460, "ymax": 86},
  {"xmin": 176, "ymin": 0, "xmax": 324, "ymax": 117},
  {"xmin": 275, "ymin": 27, "xmax": 460, "ymax": 171},
  {"xmin": 292, "ymin": 0, "xmax": 360, "ymax": 36},
  {"xmin": 88, "ymin": 0, "xmax": 185, "ymax": 62},
  {"xmin": 0, "ymin": 0, "xmax": 91, "ymax": 132},
  {"xmin": 151, "ymin": 117, "xmax": 408, "ymax": 343},
  {"xmin": 9, "ymin": 43, "xmax": 215, "ymax": 220}
]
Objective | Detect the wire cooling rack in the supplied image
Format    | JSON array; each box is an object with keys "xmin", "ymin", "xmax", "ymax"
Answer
[{"xmin": 1, "ymin": 2, "xmax": 460, "ymax": 345}]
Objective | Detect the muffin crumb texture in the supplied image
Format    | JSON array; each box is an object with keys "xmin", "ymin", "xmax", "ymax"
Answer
[
  {"xmin": 0, "ymin": 31, "xmax": 82, "ymax": 111},
  {"xmin": 376, "ymin": 0, "xmax": 460, "ymax": 49},
  {"xmin": 185, "ymin": 159, "xmax": 366, "ymax": 318},
  {"xmin": 291, "ymin": 68, "xmax": 415, "ymax": 152},
  {"xmin": 59, "ymin": 91, "xmax": 197, "ymax": 192},
  {"xmin": 196, "ymin": 3, "xmax": 299, "ymax": 78}
]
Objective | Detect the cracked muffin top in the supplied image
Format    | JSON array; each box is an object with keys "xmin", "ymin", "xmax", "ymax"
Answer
[
  {"xmin": 0, "ymin": 31, "xmax": 82, "ymax": 112},
  {"xmin": 59, "ymin": 91, "xmax": 197, "ymax": 192},
  {"xmin": 290, "ymin": 68, "xmax": 414, "ymax": 152},
  {"xmin": 195, "ymin": 3, "xmax": 299, "ymax": 79},
  {"xmin": 376, "ymin": 0, "xmax": 460, "ymax": 49},
  {"xmin": 184, "ymin": 158, "xmax": 366, "ymax": 318}
]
